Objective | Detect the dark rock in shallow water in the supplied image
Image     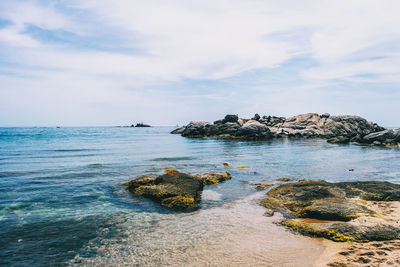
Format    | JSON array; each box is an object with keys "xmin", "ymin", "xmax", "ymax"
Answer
[
  {"xmin": 123, "ymin": 170, "xmax": 231, "ymax": 211},
  {"xmin": 170, "ymin": 112, "xmax": 399, "ymax": 147},
  {"xmin": 181, "ymin": 121, "xmax": 212, "ymax": 137},
  {"xmin": 327, "ymin": 136, "xmax": 350, "ymax": 144},
  {"xmin": 276, "ymin": 177, "xmax": 294, "ymax": 182},
  {"xmin": 254, "ymin": 183, "xmax": 273, "ymax": 191},
  {"xmin": 260, "ymin": 179, "xmax": 400, "ymax": 242}
]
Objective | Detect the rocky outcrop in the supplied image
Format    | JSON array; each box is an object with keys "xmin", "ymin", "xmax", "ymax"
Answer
[
  {"xmin": 260, "ymin": 179, "xmax": 400, "ymax": 242},
  {"xmin": 123, "ymin": 170, "xmax": 231, "ymax": 211},
  {"xmin": 179, "ymin": 115, "xmax": 271, "ymax": 139},
  {"xmin": 171, "ymin": 113, "xmax": 399, "ymax": 147}
]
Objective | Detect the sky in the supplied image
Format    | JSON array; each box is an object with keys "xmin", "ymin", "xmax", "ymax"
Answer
[{"xmin": 0, "ymin": 0, "xmax": 400, "ymax": 127}]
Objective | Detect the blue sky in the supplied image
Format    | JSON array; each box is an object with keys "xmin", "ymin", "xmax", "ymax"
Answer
[{"xmin": 0, "ymin": 0, "xmax": 400, "ymax": 126}]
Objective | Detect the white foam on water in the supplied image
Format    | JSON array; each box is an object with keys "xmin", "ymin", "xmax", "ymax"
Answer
[{"xmin": 202, "ymin": 190, "xmax": 222, "ymax": 201}]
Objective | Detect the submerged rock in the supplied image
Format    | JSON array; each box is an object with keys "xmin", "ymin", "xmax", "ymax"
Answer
[
  {"xmin": 260, "ymin": 179, "xmax": 400, "ymax": 242},
  {"xmin": 276, "ymin": 177, "xmax": 294, "ymax": 182},
  {"xmin": 192, "ymin": 171, "xmax": 232, "ymax": 185},
  {"xmin": 254, "ymin": 183, "xmax": 273, "ymax": 191},
  {"xmin": 123, "ymin": 170, "xmax": 232, "ymax": 211},
  {"xmin": 327, "ymin": 136, "xmax": 350, "ymax": 144}
]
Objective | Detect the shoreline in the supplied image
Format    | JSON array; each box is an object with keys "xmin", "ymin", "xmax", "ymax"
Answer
[
  {"xmin": 124, "ymin": 170, "xmax": 400, "ymax": 266},
  {"xmin": 264, "ymin": 181, "xmax": 400, "ymax": 266}
]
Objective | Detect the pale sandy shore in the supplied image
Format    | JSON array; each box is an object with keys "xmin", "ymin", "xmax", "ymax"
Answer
[{"xmin": 315, "ymin": 201, "xmax": 400, "ymax": 267}]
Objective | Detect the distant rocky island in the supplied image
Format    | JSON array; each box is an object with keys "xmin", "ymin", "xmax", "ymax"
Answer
[
  {"xmin": 134, "ymin": 122, "xmax": 151, "ymax": 127},
  {"xmin": 119, "ymin": 122, "xmax": 151, "ymax": 127},
  {"xmin": 171, "ymin": 113, "xmax": 400, "ymax": 147}
]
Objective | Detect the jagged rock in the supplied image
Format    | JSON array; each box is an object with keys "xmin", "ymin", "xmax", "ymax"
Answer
[
  {"xmin": 170, "ymin": 113, "xmax": 397, "ymax": 147},
  {"xmin": 170, "ymin": 126, "xmax": 186, "ymax": 134},
  {"xmin": 251, "ymin": 113, "xmax": 261, "ymax": 121},
  {"xmin": 123, "ymin": 170, "xmax": 232, "ymax": 211},
  {"xmin": 214, "ymin": 122, "xmax": 241, "ymax": 136},
  {"xmin": 321, "ymin": 113, "xmax": 330, "ymax": 118},
  {"xmin": 181, "ymin": 121, "xmax": 213, "ymax": 137},
  {"xmin": 213, "ymin": 119, "xmax": 224, "ymax": 125},
  {"xmin": 363, "ymin": 129, "xmax": 400, "ymax": 144},
  {"xmin": 238, "ymin": 120, "xmax": 271, "ymax": 139},
  {"xmin": 222, "ymin": 114, "xmax": 238, "ymax": 123}
]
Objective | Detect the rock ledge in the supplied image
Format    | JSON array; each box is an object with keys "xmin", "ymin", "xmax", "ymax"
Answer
[{"xmin": 260, "ymin": 179, "xmax": 400, "ymax": 242}]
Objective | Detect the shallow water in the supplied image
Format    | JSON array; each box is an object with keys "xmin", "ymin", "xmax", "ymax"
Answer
[{"xmin": 1, "ymin": 127, "xmax": 399, "ymax": 266}]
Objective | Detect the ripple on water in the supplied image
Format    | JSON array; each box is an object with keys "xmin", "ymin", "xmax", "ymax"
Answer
[
  {"xmin": 72, "ymin": 193, "xmax": 325, "ymax": 266},
  {"xmin": 1, "ymin": 127, "xmax": 400, "ymax": 266}
]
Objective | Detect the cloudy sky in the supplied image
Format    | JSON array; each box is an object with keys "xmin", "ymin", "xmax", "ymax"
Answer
[{"xmin": 1, "ymin": 0, "xmax": 400, "ymax": 126}]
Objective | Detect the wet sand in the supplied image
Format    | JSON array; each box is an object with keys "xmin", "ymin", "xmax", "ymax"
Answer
[
  {"xmin": 75, "ymin": 192, "xmax": 326, "ymax": 266},
  {"xmin": 315, "ymin": 201, "xmax": 400, "ymax": 266},
  {"xmin": 73, "ymin": 193, "xmax": 400, "ymax": 266},
  {"xmin": 315, "ymin": 240, "xmax": 400, "ymax": 267}
]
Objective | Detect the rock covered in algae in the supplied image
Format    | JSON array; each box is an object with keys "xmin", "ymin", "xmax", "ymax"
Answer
[
  {"xmin": 260, "ymin": 179, "xmax": 400, "ymax": 242},
  {"xmin": 192, "ymin": 171, "xmax": 232, "ymax": 185},
  {"xmin": 123, "ymin": 170, "xmax": 232, "ymax": 211},
  {"xmin": 254, "ymin": 183, "xmax": 273, "ymax": 191}
]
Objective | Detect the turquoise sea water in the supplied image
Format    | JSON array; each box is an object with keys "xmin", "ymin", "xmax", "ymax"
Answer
[{"xmin": 1, "ymin": 127, "xmax": 400, "ymax": 266}]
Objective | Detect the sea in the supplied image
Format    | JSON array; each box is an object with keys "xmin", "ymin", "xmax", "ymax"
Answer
[{"xmin": 1, "ymin": 126, "xmax": 400, "ymax": 266}]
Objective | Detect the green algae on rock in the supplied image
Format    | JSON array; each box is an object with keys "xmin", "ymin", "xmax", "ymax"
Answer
[
  {"xmin": 254, "ymin": 183, "xmax": 273, "ymax": 191},
  {"xmin": 192, "ymin": 171, "xmax": 232, "ymax": 185},
  {"xmin": 124, "ymin": 170, "xmax": 232, "ymax": 211},
  {"xmin": 260, "ymin": 179, "xmax": 400, "ymax": 242}
]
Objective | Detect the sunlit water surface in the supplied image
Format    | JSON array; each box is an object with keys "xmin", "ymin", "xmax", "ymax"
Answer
[{"xmin": 1, "ymin": 127, "xmax": 399, "ymax": 266}]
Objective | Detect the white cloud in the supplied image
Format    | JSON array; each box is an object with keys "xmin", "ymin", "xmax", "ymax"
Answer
[
  {"xmin": 1, "ymin": 0, "xmax": 400, "ymax": 125},
  {"xmin": 2, "ymin": 0, "xmax": 400, "ymax": 82}
]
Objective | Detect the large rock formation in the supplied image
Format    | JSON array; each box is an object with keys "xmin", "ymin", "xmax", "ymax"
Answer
[
  {"xmin": 123, "ymin": 170, "xmax": 232, "ymax": 211},
  {"xmin": 171, "ymin": 113, "xmax": 399, "ymax": 147},
  {"xmin": 260, "ymin": 179, "xmax": 400, "ymax": 242}
]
